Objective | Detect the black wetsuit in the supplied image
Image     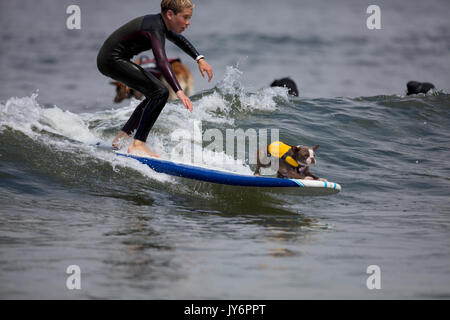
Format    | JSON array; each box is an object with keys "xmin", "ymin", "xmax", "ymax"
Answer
[{"xmin": 97, "ymin": 14, "xmax": 201, "ymax": 142}]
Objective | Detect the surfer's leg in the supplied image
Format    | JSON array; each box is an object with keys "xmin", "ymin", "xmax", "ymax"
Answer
[
  {"xmin": 121, "ymin": 98, "xmax": 149, "ymax": 135},
  {"xmin": 112, "ymin": 98, "xmax": 149, "ymax": 149},
  {"xmin": 134, "ymin": 88, "xmax": 169, "ymax": 142},
  {"xmin": 127, "ymin": 88, "xmax": 169, "ymax": 157},
  {"xmin": 103, "ymin": 58, "xmax": 168, "ymax": 154}
]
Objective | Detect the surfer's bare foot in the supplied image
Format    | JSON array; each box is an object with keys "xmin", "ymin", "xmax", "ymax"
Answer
[
  {"xmin": 112, "ymin": 130, "xmax": 130, "ymax": 150},
  {"xmin": 127, "ymin": 139, "xmax": 160, "ymax": 158}
]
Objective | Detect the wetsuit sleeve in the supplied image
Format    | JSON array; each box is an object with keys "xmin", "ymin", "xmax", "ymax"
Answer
[
  {"xmin": 146, "ymin": 32, "xmax": 182, "ymax": 93},
  {"xmin": 166, "ymin": 31, "xmax": 201, "ymax": 60}
]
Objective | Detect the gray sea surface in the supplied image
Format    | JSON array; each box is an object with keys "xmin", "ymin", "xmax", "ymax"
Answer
[{"xmin": 0, "ymin": 0, "xmax": 449, "ymax": 299}]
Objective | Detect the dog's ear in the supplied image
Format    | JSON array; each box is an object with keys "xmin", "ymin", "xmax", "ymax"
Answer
[
  {"xmin": 313, "ymin": 144, "xmax": 320, "ymax": 151},
  {"xmin": 291, "ymin": 145, "xmax": 300, "ymax": 152}
]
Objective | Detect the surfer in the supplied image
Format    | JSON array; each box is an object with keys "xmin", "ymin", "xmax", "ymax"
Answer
[{"xmin": 97, "ymin": 0, "xmax": 213, "ymax": 157}]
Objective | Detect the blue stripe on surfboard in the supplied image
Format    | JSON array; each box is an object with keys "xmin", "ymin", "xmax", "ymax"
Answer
[
  {"xmin": 118, "ymin": 153, "xmax": 301, "ymax": 187},
  {"xmin": 117, "ymin": 153, "xmax": 341, "ymax": 194}
]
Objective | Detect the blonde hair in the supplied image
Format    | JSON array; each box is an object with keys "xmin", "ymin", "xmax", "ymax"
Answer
[{"xmin": 161, "ymin": 0, "xmax": 194, "ymax": 15}]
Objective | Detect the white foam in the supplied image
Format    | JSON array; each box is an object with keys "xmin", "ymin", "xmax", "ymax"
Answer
[
  {"xmin": 0, "ymin": 94, "xmax": 173, "ymax": 184},
  {"xmin": 40, "ymin": 107, "xmax": 98, "ymax": 144},
  {"xmin": 0, "ymin": 93, "xmax": 46, "ymax": 138},
  {"xmin": 216, "ymin": 65, "xmax": 289, "ymax": 112},
  {"xmin": 0, "ymin": 66, "xmax": 287, "ymax": 183}
]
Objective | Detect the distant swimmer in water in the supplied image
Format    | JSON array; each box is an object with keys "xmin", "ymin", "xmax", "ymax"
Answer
[
  {"xmin": 97, "ymin": 0, "xmax": 213, "ymax": 157},
  {"xmin": 270, "ymin": 77, "xmax": 299, "ymax": 97},
  {"xmin": 406, "ymin": 81, "xmax": 435, "ymax": 95}
]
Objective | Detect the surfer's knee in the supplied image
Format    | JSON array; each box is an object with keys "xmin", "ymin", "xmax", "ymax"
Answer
[
  {"xmin": 151, "ymin": 84, "xmax": 169, "ymax": 102},
  {"xmin": 159, "ymin": 86, "xmax": 170, "ymax": 101},
  {"xmin": 96, "ymin": 56, "xmax": 110, "ymax": 77}
]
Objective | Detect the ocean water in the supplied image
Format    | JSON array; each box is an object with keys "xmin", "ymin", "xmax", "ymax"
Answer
[{"xmin": 0, "ymin": 0, "xmax": 449, "ymax": 299}]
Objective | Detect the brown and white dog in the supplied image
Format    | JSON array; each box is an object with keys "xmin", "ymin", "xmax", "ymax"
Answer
[
  {"xmin": 254, "ymin": 141, "xmax": 326, "ymax": 181},
  {"xmin": 110, "ymin": 56, "xmax": 194, "ymax": 103}
]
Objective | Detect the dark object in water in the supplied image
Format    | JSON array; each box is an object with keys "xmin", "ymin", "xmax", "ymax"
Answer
[
  {"xmin": 271, "ymin": 77, "xmax": 299, "ymax": 96},
  {"xmin": 407, "ymin": 81, "xmax": 435, "ymax": 95}
]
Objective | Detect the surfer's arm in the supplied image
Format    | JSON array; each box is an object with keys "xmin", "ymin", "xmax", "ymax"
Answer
[
  {"xmin": 197, "ymin": 58, "xmax": 213, "ymax": 82},
  {"xmin": 166, "ymin": 31, "xmax": 201, "ymax": 60},
  {"xmin": 143, "ymin": 32, "xmax": 193, "ymax": 112},
  {"xmin": 145, "ymin": 32, "xmax": 182, "ymax": 93},
  {"xmin": 166, "ymin": 31, "xmax": 213, "ymax": 82}
]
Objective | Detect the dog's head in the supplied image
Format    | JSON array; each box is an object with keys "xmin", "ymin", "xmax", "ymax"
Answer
[
  {"xmin": 110, "ymin": 81, "xmax": 144, "ymax": 102},
  {"xmin": 110, "ymin": 81, "xmax": 128, "ymax": 103},
  {"xmin": 291, "ymin": 144, "xmax": 319, "ymax": 166}
]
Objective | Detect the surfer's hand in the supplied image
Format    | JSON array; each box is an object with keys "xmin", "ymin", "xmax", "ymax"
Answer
[
  {"xmin": 198, "ymin": 59, "xmax": 213, "ymax": 82},
  {"xmin": 176, "ymin": 90, "xmax": 193, "ymax": 113}
]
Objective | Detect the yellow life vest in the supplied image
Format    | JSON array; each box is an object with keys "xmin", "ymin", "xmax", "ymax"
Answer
[{"xmin": 268, "ymin": 141, "xmax": 299, "ymax": 168}]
